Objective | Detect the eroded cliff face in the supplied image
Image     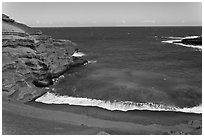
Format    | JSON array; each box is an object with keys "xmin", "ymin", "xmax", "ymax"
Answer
[{"xmin": 2, "ymin": 14, "xmax": 87, "ymax": 102}]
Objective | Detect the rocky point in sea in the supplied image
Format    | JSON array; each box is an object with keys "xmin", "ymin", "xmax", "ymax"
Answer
[
  {"xmin": 173, "ymin": 36, "xmax": 202, "ymax": 46},
  {"xmin": 2, "ymin": 14, "xmax": 87, "ymax": 102}
]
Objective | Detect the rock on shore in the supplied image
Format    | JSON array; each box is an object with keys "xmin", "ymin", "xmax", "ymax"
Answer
[{"xmin": 2, "ymin": 14, "xmax": 87, "ymax": 102}]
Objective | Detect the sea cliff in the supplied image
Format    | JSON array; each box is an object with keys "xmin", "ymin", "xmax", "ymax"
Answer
[{"xmin": 2, "ymin": 14, "xmax": 87, "ymax": 102}]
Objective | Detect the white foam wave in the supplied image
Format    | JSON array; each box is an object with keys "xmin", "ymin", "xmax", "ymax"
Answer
[
  {"xmin": 52, "ymin": 75, "xmax": 65, "ymax": 85},
  {"xmin": 35, "ymin": 92, "xmax": 202, "ymax": 114},
  {"xmin": 175, "ymin": 43, "xmax": 202, "ymax": 51},
  {"xmin": 88, "ymin": 60, "xmax": 97, "ymax": 64},
  {"xmin": 161, "ymin": 40, "xmax": 181, "ymax": 44},
  {"xmin": 164, "ymin": 36, "xmax": 200, "ymax": 40},
  {"xmin": 182, "ymin": 36, "xmax": 200, "ymax": 39},
  {"xmin": 83, "ymin": 60, "xmax": 97, "ymax": 66},
  {"xmin": 72, "ymin": 52, "xmax": 86, "ymax": 57},
  {"xmin": 166, "ymin": 36, "xmax": 183, "ymax": 39}
]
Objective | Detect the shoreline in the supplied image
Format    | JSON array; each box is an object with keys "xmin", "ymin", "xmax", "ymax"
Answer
[
  {"xmin": 28, "ymin": 100, "xmax": 201, "ymax": 126},
  {"xmin": 35, "ymin": 92, "xmax": 202, "ymax": 114},
  {"xmin": 2, "ymin": 94, "xmax": 202, "ymax": 135},
  {"xmin": 2, "ymin": 14, "xmax": 202, "ymax": 135}
]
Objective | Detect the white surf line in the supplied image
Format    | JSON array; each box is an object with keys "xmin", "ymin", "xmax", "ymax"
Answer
[
  {"xmin": 182, "ymin": 36, "xmax": 200, "ymax": 39},
  {"xmin": 84, "ymin": 60, "xmax": 97, "ymax": 66},
  {"xmin": 161, "ymin": 39, "xmax": 181, "ymax": 44},
  {"xmin": 162, "ymin": 40, "xmax": 202, "ymax": 51},
  {"xmin": 162, "ymin": 36, "xmax": 200, "ymax": 40},
  {"xmin": 72, "ymin": 51, "xmax": 86, "ymax": 57},
  {"xmin": 175, "ymin": 43, "xmax": 202, "ymax": 51},
  {"xmin": 36, "ymin": 92, "xmax": 202, "ymax": 114},
  {"xmin": 72, "ymin": 50, "xmax": 97, "ymax": 65},
  {"xmin": 88, "ymin": 60, "xmax": 97, "ymax": 64}
]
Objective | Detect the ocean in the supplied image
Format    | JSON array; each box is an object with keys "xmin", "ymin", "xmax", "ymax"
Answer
[{"xmin": 35, "ymin": 27, "xmax": 202, "ymax": 114}]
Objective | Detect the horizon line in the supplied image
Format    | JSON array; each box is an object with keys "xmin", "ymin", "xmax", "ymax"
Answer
[{"xmin": 33, "ymin": 25, "xmax": 202, "ymax": 28}]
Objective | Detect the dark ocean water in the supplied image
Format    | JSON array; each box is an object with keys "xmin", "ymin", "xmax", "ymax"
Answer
[{"xmin": 36, "ymin": 27, "xmax": 202, "ymax": 113}]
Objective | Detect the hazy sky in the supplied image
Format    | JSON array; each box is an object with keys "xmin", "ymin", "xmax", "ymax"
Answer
[{"xmin": 2, "ymin": 2, "xmax": 202, "ymax": 27}]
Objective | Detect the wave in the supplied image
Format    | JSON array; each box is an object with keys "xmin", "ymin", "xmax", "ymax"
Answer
[
  {"xmin": 162, "ymin": 39, "xmax": 181, "ymax": 44},
  {"xmin": 52, "ymin": 75, "xmax": 65, "ymax": 85},
  {"xmin": 83, "ymin": 60, "xmax": 97, "ymax": 66},
  {"xmin": 167, "ymin": 36, "xmax": 183, "ymax": 39},
  {"xmin": 88, "ymin": 60, "xmax": 97, "ymax": 64},
  {"xmin": 72, "ymin": 51, "xmax": 86, "ymax": 57},
  {"xmin": 161, "ymin": 35, "xmax": 202, "ymax": 51},
  {"xmin": 35, "ymin": 92, "xmax": 202, "ymax": 114},
  {"xmin": 173, "ymin": 43, "xmax": 202, "ymax": 51},
  {"xmin": 72, "ymin": 51, "xmax": 97, "ymax": 65},
  {"xmin": 163, "ymin": 36, "xmax": 200, "ymax": 40},
  {"xmin": 182, "ymin": 36, "xmax": 200, "ymax": 39}
]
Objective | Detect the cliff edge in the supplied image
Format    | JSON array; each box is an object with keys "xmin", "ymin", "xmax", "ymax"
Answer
[{"xmin": 2, "ymin": 14, "xmax": 87, "ymax": 102}]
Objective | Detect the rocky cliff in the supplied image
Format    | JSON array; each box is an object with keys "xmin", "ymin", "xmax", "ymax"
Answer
[{"xmin": 2, "ymin": 14, "xmax": 87, "ymax": 102}]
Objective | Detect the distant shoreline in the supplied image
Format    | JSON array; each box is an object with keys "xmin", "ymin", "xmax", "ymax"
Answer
[{"xmin": 33, "ymin": 26, "xmax": 202, "ymax": 28}]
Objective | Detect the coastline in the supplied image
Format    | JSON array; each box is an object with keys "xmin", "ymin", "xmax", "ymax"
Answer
[
  {"xmin": 35, "ymin": 92, "xmax": 202, "ymax": 114},
  {"xmin": 2, "ymin": 95, "xmax": 202, "ymax": 135},
  {"xmin": 2, "ymin": 14, "xmax": 202, "ymax": 135}
]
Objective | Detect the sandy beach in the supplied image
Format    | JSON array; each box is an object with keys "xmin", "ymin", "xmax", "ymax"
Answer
[{"xmin": 2, "ymin": 93, "xmax": 202, "ymax": 135}]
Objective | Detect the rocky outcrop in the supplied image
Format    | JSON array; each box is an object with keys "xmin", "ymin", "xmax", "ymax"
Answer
[
  {"xmin": 181, "ymin": 36, "xmax": 202, "ymax": 46},
  {"xmin": 2, "ymin": 14, "xmax": 87, "ymax": 102},
  {"xmin": 173, "ymin": 36, "xmax": 202, "ymax": 46},
  {"xmin": 2, "ymin": 14, "xmax": 14, "ymax": 23}
]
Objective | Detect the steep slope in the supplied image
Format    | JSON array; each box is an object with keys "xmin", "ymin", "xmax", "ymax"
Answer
[{"xmin": 2, "ymin": 14, "xmax": 87, "ymax": 102}]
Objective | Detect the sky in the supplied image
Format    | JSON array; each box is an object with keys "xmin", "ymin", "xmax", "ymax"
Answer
[{"xmin": 2, "ymin": 2, "xmax": 202, "ymax": 27}]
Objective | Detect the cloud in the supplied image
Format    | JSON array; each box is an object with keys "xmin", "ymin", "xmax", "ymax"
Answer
[
  {"xmin": 36, "ymin": 20, "xmax": 40, "ymax": 24},
  {"xmin": 122, "ymin": 20, "xmax": 126, "ymax": 24}
]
